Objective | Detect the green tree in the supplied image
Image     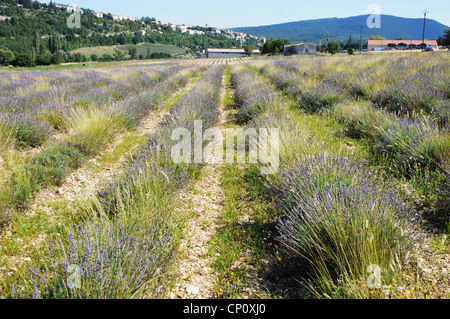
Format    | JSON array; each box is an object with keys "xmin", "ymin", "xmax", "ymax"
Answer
[
  {"xmin": 90, "ymin": 54, "xmax": 98, "ymax": 61},
  {"xmin": 327, "ymin": 41, "xmax": 341, "ymax": 55},
  {"xmin": 36, "ymin": 54, "xmax": 52, "ymax": 65},
  {"xmin": 128, "ymin": 46, "xmax": 138, "ymax": 60},
  {"xmin": 49, "ymin": 32, "xmax": 61, "ymax": 54},
  {"xmin": 14, "ymin": 52, "xmax": 34, "ymax": 67},
  {"xmin": 73, "ymin": 53, "xmax": 86, "ymax": 62},
  {"xmin": 0, "ymin": 47, "xmax": 16, "ymax": 65},
  {"xmin": 51, "ymin": 50, "xmax": 67, "ymax": 64},
  {"xmin": 34, "ymin": 32, "xmax": 40, "ymax": 55},
  {"xmin": 346, "ymin": 35, "xmax": 353, "ymax": 49},
  {"xmin": 244, "ymin": 44, "xmax": 254, "ymax": 56},
  {"xmin": 113, "ymin": 48, "xmax": 126, "ymax": 61},
  {"xmin": 261, "ymin": 38, "xmax": 290, "ymax": 55},
  {"xmin": 442, "ymin": 29, "xmax": 450, "ymax": 47},
  {"xmin": 101, "ymin": 53, "xmax": 113, "ymax": 62},
  {"xmin": 369, "ymin": 35, "xmax": 386, "ymax": 40},
  {"xmin": 347, "ymin": 48, "xmax": 354, "ymax": 55}
]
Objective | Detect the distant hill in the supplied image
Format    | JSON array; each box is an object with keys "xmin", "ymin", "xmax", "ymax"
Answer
[{"xmin": 232, "ymin": 15, "xmax": 449, "ymax": 43}]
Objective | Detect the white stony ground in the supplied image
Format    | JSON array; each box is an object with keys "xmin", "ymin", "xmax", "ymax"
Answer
[{"xmin": 170, "ymin": 74, "xmax": 228, "ymax": 299}]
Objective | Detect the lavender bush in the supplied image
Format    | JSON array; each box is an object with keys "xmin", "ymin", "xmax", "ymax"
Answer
[
  {"xmin": 0, "ymin": 112, "xmax": 52, "ymax": 148},
  {"xmin": 271, "ymin": 155, "xmax": 419, "ymax": 295},
  {"xmin": 373, "ymin": 80, "xmax": 446, "ymax": 116},
  {"xmin": 19, "ymin": 218, "xmax": 174, "ymax": 299},
  {"xmin": 269, "ymin": 70, "xmax": 304, "ymax": 97},
  {"xmin": 231, "ymin": 69, "xmax": 282, "ymax": 123},
  {"xmin": 298, "ymin": 82, "xmax": 349, "ymax": 114},
  {"xmin": 375, "ymin": 116, "xmax": 448, "ymax": 174}
]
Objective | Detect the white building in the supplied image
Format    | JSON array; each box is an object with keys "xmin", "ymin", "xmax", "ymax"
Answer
[
  {"xmin": 93, "ymin": 11, "xmax": 103, "ymax": 18},
  {"xmin": 112, "ymin": 15, "xmax": 139, "ymax": 22},
  {"xmin": 55, "ymin": 4, "xmax": 84, "ymax": 14},
  {"xmin": 189, "ymin": 30, "xmax": 205, "ymax": 36}
]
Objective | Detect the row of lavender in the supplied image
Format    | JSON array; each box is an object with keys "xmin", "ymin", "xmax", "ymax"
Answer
[
  {"xmin": 268, "ymin": 54, "xmax": 449, "ymax": 124},
  {"xmin": 0, "ymin": 63, "xmax": 188, "ymax": 149},
  {"xmin": 230, "ymin": 65, "xmax": 420, "ymax": 297},
  {"xmin": 260, "ymin": 56, "xmax": 449, "ymax": 212},
  {"xmin": 4, "ymin": 65, "xmax": 200, "ymax": 215},
  {"xmin": 12, "ymin": 66, "xmax": 225, "ymax": 299}
]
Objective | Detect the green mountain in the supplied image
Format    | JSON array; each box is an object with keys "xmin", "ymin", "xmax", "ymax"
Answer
[{"xmin": 232, "ymin": 15, "xmax": 449, "ymax": 43}]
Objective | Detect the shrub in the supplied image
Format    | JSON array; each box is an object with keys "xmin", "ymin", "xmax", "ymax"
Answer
[
  {"xmin": 15, "ymin": 218, "xmax": 174, "ymax": 299},
  {"xmin": 375, "ymin": 116, "xmax": 448, "ymax": 175},
  {"xmin": 36, "ymin": 54, "xmax": 52, "ymax": 66},
  {"xmin": 330, "ymin": 102, "xmax": 385, "ymax": 140},
  {"xmin": 298, "ymin": 83, "xmax": 348, "ymax": 113},
  {"xmin": 1, "ymin": 114, "xmax": 51, "ymax": 148},
  {"xmin": 372, "ymin": 82, "xmax": 445, "ymax": 116},
  {"xmin": 51, "ymin": 50, "xmax": 67, "ymax": 65},
  {"xmin": 14, "ymin": 53, "xmax": 35, "ymax": 67},
  {"xmin": 270, "ymin": 70, "xmax": 304, "ymax": 96},
  {"xmin": 231, "ymin": 69, "xmax": 284, "ymax": 123},
  {"xmin": 0, "ymin": 47, "xmax": 15, "ymax": 65},
  {"xmin": 436, "ymin": 172, "xmax": 449, "ymax": 220},
  {"xmin": 271, "ymin": 155, "xmax": 419, "ymax": 297},
  {"xmin": 11, "ymin": 145, "xmax": 84, "ymax": 207},
  {"xmin": 101, "ymin": 54, "xmax": 113, "ymax": 62},
  {"xmin": 327, "ymin": 41, "xmax": 341, "ymax": 55}
]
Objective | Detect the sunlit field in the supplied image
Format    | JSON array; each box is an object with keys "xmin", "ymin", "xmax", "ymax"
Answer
[{"xmin": 0, "ymin": 52, "xmax": 448, "ymax": 299}]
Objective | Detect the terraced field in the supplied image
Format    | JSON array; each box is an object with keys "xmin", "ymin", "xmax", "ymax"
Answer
[{"xmin": 0, "ymin": 52, "xmax": 448, "ymax": 299}]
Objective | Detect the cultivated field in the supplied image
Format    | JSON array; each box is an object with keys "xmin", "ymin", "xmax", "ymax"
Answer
[
  {"xmin": 71, "ymin": 43, "xmax": 188, "ymax": 58},
  {"xmin": 0, "ymin": 52, "xmax": 448, "ymax": 299}
]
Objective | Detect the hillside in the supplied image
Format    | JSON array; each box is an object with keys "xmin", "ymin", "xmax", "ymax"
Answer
[
  {"xmin": 0, "ymin": 0, "xmax": 262, "ymax": 66},
  {"xmin": 233, "ymin": 15, "xmax": 449, "ymax": 43}
]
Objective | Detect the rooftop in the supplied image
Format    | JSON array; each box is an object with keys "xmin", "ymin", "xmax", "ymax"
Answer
[
  {"xmin": 207, "ymin": 48, "xmax": 260, "ymax": 53},
  {"xmin": 284, "ymin": 43, "xmax": 317, "ymax": 47},
  {"xmin": 368, "ymin": 39, "xmax": 438, "ymax": 46}
]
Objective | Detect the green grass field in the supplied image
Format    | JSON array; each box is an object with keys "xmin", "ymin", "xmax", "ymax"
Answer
[{"xmin": 70, "ymin": 43, "xmax": 188, "ymax": 58}]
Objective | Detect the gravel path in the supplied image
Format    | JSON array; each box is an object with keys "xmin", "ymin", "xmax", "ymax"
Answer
[{"xmin": 171, "ymin": 74, "xmax": 228, "ymax": 299}]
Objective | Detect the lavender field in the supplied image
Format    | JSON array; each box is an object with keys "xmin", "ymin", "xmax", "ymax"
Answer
[{"xmin": 0, "ymin": 52, "xmax": 448, "ymax": 300}]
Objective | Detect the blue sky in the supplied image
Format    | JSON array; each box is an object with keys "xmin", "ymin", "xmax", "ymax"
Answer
[{"xmin": 54, "ymin": 0, "xmax": 450, "ymax": 28}]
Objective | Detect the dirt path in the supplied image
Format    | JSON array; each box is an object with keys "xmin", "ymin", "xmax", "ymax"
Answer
[
  {"xmin": 170, "ymin": 74, "xmax": 228, "ymax": 299},
  {"xmin": 29, "ymin": 110, "xmax": 166, "ymax": 216}
]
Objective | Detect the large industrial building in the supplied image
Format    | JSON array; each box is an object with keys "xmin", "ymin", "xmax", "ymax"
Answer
[
  {"xmin": 367, "ymin": 39, "xmax": 439, "ymax": 51},
  {"xmin": 204, "ymin": 48, "xmax": 261, "ymax": 58}
]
